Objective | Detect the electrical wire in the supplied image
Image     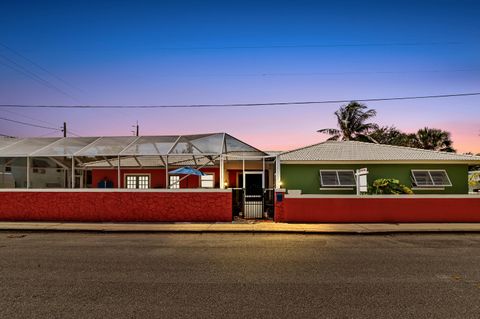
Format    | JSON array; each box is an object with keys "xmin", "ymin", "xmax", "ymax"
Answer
[
  {"xmin": 0, "ymin": 42, "xmax": 84, "ymax": 94},
  {"xmin": 0, "ymin": 92, "xmax": 478, "ymax": 109},
  {"xmin": 0, "ymin": 55, "xmax": 79, "ymax": 101},
  {"xmin": 0, "ymin": 109, "xmax": 59, "ymax": 127},
  {"xmin": 0, "ymin": 116, "xmax": 62, "ymax": 131},
  {"xmin": 138, "ymin": 41, "xmax": 461, "ymax": 50}
]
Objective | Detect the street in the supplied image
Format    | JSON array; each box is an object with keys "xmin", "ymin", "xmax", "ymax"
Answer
[{"xmin": 1, "ymin": 232, "xmax": 480, "ymax": 318}]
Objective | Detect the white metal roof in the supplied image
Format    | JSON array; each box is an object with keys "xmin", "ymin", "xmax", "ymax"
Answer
[
  {"xmin": 0, "ymin": 133, "xmax": 266, "ymax": 157},
  {"xmin": 280, "ymin": 141, "xmax": 480, "ymax": 163}
]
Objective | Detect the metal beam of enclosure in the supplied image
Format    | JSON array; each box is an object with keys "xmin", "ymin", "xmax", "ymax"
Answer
[{"xmin": 0, "ymin": 133, "xmax": 268, "ymax": 158}]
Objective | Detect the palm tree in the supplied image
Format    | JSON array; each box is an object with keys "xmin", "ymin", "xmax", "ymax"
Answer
[
  {"xmin": 414, "ymin": 127, "xmax": 456, "ymax": 152},
  {"xmin": 317, "ymin": 101, "xmax": 378, "ymax": 142},
  {"xmin": 368, "ymin": 126, "xmax": 406, "ymax": 145},
  {"xmin": 369, "ymin": 126, "xmax": 420, "ymax": 148}
]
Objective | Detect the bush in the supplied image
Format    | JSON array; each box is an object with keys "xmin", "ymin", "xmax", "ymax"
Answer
[{"xmin": 368, "ymin": 178, "xmax": 414, "ymax": 195}]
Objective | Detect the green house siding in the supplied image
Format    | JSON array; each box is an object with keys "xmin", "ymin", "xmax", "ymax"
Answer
[{"xmin": 281, "ymin": 163, "xmax": 469, "ymax": 194}]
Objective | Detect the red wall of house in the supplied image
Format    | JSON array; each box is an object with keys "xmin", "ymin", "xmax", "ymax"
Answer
[
  {"xmin": 0, "ymin": 190, "xmax": 232, "ymax": 222},
  {"xmin": 275, "ymin": 195, "xmax": 480, "ymax": 223},
  {"xmin": 227, "ymin": 170, "xmax": 240, "ymax": 188},
  {"xmin": 92, "ymin": 167, "xmax": 220, "ymax": 189}
]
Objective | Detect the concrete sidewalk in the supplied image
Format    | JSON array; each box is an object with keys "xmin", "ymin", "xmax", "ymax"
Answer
[{"xmin": 1, "ymin": 221, "xmax": 480, "ymax": 234}]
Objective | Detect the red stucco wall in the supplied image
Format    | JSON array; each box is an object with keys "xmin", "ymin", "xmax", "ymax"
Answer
[
  {"xmin": 0, "ymin": 191, "xmax": 232, "ymax": 222},
  {"xmin": 275, "ymin": 194, "xmax": 480, "ymax": 223},
  {"xmin": 92, "ymin": 167, "xmax": 220, "ymax": 189}
]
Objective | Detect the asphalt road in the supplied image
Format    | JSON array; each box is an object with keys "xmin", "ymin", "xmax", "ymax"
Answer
[{"xmin": 1, "ymin": 232, "xmax": 480, "ymax": 318}]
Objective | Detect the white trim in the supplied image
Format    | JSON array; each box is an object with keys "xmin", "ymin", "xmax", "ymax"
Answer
[
  {"xmin": 200, "ymin": 172, "xmax": 215, "ymax": 188},
  {"xmin": 124, "ymin": 173, "xmax": 151, "ymax": 189},
  {"xmin": 284, "ymin": 194, "xmax": 478, "ymax": 199},
  {"xmin": 224, "ymin": 154, "xmax": 276, "ymax": 159},
  {"xmin": 412, "ymin": 187, "xmax": 445, "ymax": 191},
  {"xmin": 411, "ymin": 169, "xmax": 452, "ymax": 187},
  {"xmin": 275, "ymin": 155, "xmax": 281, "ymax": 189},
  {"xmin": 319, "ymin": 187, "xmax": 354, "ymax": 191},
  {"xmin": 169, "ymin": 175, "xmax": 180, "ymax": 189},
  {"xmin": 319, "ymin": 169, "xmax": 356, "ymax": 187}
]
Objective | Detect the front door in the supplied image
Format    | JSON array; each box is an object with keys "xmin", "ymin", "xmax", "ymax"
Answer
[{"xmin": 244, "ymin": 172, "xmax": 263, "ymax": 218}]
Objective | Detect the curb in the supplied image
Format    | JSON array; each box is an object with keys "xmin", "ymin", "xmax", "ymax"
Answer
[{"xmin": 2, "ymin": 226, "xmax": 480, "ymax": 234}]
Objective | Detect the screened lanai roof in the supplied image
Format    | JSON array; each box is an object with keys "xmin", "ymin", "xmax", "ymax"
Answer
[{"xmin": 0, "ymin": 133, "xmax": 266, "ymax": 158}]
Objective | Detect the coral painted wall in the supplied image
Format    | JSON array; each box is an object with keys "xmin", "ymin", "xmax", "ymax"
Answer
[
  {"xmin": 275, "ymin": 194, "xmax": 480, "ymax": 223},
  {"xmin": 0, "ymin": 190, "xmax": 232, "ymax": 222}
]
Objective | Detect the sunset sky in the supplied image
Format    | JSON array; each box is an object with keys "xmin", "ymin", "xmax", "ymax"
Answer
[{"xmin": 0, "ymin": 0, "xmax": 479, "ymax": 153}]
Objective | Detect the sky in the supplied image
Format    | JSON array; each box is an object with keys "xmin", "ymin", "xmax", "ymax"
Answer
[{"xmin": 0, "ymin": 0, "xmax": 479, "ymax": 153}]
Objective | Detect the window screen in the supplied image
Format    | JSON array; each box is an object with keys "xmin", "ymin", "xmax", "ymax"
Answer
[
  {"xmin": 320, "ymin": 170, "xmax": 355, "ymax": 187},
  {"xmin": 411, "ymin": 170, "xmax": 451, "ymax": 187},
  {"xmin": 125, "ymin": 175, "xmax": 150, "ymax": 189},
  {"xmin": 170, "ymin": 175, "xmax": 180, "ymax": 189},
  {"xmin": 201, "ymin": 174, "xmax": 214, "ymax": 188}
]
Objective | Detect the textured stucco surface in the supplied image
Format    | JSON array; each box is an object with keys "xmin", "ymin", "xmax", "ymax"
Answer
[
  {"xmin": 275, "ymin": 195, "xmax": 480, "ymax": 223},
  {"xmin": 0, "ymin": 191, "xmax": 232, "ymax": 222}
]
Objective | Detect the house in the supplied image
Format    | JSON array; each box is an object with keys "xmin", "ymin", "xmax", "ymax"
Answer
[
  {"xmin": 1, "ymin": 134, "xmax": 480, "ymax": 223},
  {"xmin": 0, "ymin": 133, "xmax": 276, "ymax": 220},
  {"xmin": 279, "ymin": 141, "xmax": 480, "ymax": 195}
]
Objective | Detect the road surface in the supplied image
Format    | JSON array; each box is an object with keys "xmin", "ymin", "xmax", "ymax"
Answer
[{"xmin": 1, "ymin": 232, "xmax": 479, "ymax": 318}]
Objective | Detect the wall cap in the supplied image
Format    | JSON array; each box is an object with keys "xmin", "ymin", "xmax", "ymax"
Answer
[{"xmin": 284, "ymin": 194, "xmax": 480, "ymax": 199}]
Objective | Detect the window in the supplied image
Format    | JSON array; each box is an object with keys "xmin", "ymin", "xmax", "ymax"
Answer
[
  {"xmin": 125, "ymin": 175, "xmax": 150, "ymax": 189},
  {"xmin": 201, "ymin": 173, "xmax": 214, "ymax": 188},
  {"xmin": 319, "ymin": 170, "xmax": 355, "ymax": 187},
  {"xmin": 169, "ymin": 175, "xmax": 180, "ymax": 189},
  {"xmin": 411, "ymin": 170, "xmax": 452, "ymax": 187}
]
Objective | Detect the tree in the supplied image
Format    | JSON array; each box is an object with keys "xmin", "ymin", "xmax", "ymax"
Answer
[
  {"xmin": 414, "ymin": 127, "xmax": 456, "ymax": 152},
  {"xmin": 368, "ymin": 126, "xmax": 409, "ymax": 146},
  {"xmin": 368, "ymin": 126, "xmax": 420, "ymax": 148},
  {"xmin": 317, "ymin": 101, "xmax": 378, "ymax": 142}
]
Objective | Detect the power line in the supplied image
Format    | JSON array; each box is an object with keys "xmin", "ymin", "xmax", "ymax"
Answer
[
  {"xmin": 155, "ymin": 68, "xmax": 480, "ymax": 78},
  {"xmin": 0, "ymin": 111, "xmax": 82, "ymax": 136},
  {"xmin": 138, "ymin": 41, "xmax": 461, "ymax": 50},
  {"xmin": 0, "ymin": 92, "xmax": 478, "ymax": 109},
  {"xmin": 0, "ymin": 42, "xmax": 84, "ymax": 94},
  {"xmin": 0, "ymin": 116, "xmax": 62, "ymax": 131},
  {"xmin": 0, "ymin": 109, "xmax": 59, "ymax": 127},
  {"xmin": 0, "ymin": 54, "xmax": 79, "ymax": 101}
]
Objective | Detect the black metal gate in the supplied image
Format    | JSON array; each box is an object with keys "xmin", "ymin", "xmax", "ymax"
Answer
[{"xmin": 232, "ymin": 188, "xmax": 275, "ymax": 219}]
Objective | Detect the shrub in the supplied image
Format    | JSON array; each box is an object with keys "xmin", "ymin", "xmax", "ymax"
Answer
[{"xmin": 368, "ymin": 178, "xmax": 414, "ymax": 195}]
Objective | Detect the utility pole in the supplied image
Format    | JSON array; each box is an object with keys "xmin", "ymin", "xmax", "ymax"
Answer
[
  {"xmin": 62, "ymin": 122, "xmax": 67, "ymax": 137},
  {"xmin": 132, "ymin": 121, "xmax": 139, "ymax": 136}
]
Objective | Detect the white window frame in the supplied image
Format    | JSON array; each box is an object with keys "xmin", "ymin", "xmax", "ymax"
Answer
[
  {"xmin": 124, "ymin": 173, "xmax": 151, "ymax": 189},
  {"xmin": 319, "ymin": 170, "xmax": 356, "ymax": 187},
  {"xmin": 411, "ymin": 169, "xmax": 452, "ymax": 187},
  {"xmin": 200, "ymin": 172, "xmax": 215, "ymax": 188},
  {"xmin": 169, "ymin": 175, "xmax": 180, "ymax": 189}
]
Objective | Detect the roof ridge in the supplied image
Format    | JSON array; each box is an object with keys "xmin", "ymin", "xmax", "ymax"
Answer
[{"xmin": 342, "ymin": 140, "xmax": 480, "ymax": 159}]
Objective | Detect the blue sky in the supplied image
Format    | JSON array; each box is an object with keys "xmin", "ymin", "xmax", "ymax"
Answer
[{"xmin": 0, "ymin": 0, "xmax": 479, "ymax": 152}]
